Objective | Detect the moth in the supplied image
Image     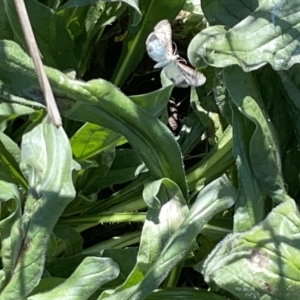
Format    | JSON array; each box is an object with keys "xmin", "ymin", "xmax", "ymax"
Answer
[{"xmin": 146, "ymin": 19, "xmax": 206, "ymax": 88}]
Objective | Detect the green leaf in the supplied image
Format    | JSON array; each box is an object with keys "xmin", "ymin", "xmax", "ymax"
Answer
[
  {"xmin": 99, "ymin": 178, "xmax": 189, "ymax": 299},
  {"xmin": 224, "ymin": 66, "xmax": 287, "ymax": 202},
  {"xmin": 200, "ymin": 197, "xmax": 300, "ymax": 300},
  {"xmin": 100, "ymin": 176, "xmax": 235, "ymax": 300},
  {"xmin": 145, "ymin": 288, "xmax": 228, "ymax": 300},
  {"xmin": 70, "ymin": 123, "xmax": 125, "ymax": 160},
  {"xmin": 0, "ymin": 101, "xmax": 38, "ymax": 124},
  {"xmin": 201, "ymin": 0, "xmax": 258, "ymax": 27},
  {"xmin": 70, "ymin": 84, "xmax": 173, "ymax": 160},
  {"xmin": 129, "ymin": 85, "xmax": 173, "ymax": 116},
  {"xmin": 0, "ymin": 120, "xmax": 76, "ymax": 299},
  {"xmin": 46, "ymin": 249, "xmax": 137, "ymax": 299},
  {"xmin": 189, "ymin": 0, "xmax": 300, "ymax": 71},
  {"xmin": 0, "ymin": 40, "xmax": 188, "ymax": 199},
  {"xmin": 28, "ymin": 257, "xmax": 119, "ymax": 300}
]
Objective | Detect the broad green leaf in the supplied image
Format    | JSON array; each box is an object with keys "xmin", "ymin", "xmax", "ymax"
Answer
[
  {"xmin": 145, "ymin": 288, "xmax": 228, "ymax": 300},
  {"xmin": 44, "ymin": 249, "xmax": 137, "ymax": 299},
  {"xmin": 0, "ymin": 40, "xmax": 188, "ymax": 199},
  {"xmin": 225, "ymin": 68, "xmax": 266, "ymax": 230},
  {"xmin": 28, "ymin": 257, "xmax": 119, "ymax": 300},
  {"xmin": 0, "ymin": 101, "xmax": 38, "ymax": 124},
  {"xmin": 224, "ymin": 66, "xmax": 287, "ymax": 203},
  {"xmin": 70, "ymin": 124, "xmax": 124, "ymax": 160},
  {"xmin": 0, "ymin": 120, "xmax": 76, "ymax": 299},
  {"xmin": 100, "ymin": 176, "xmax": 235, "ymax": 300},
  {"xmin": 3, "ymin": 0, "xmax": 77, "ymax": 70},
  {"xmin": 201, "ymin": 0, "xmax": 258, "ymax": 27},
  {"xmin": 111, "ymin": 0, "xmax": 186, "ymax": 86},
  {"xmin": 189, "ymin": 0, "xmax": 300, "ymax": 71},
  {"xmin": 100, "ymin": 178, "xmax": 189, "ymax": 299},
  {"xmin": 200, "ymin": 198, "xmax": 300, "ymax": 300},
  {"xmin": 70, "ymin": 84, "xmax": 173, "ymax": 160},
  {"xmin": 129, "ymin": 85, "xmax": 173, "ymax": 116},
  {"xmin": 231, "ymin": 109, "xmax": 265, "ymax": 232}
]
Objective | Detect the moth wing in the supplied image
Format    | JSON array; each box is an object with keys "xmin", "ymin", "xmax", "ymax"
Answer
[
  {"xmin": 146, "ymin": 33, "xmax": 171, "ymax": 67},
  {"xmin": 153, "ymin": 20, "xmax": 173, "ymax": 55},
  {"xmin": 146, "ymin": 20, "xmax": 173, "ymax": 68},
  {"xmin": 163, "ymin": 63, "xmax": 189, "ymax": 88},
  {"xmin": 176, "ymin": 63, "xmax": 206, "ymax": 87},
  {"xmin": 163, "ymin": 63, "xmax": 206, "ymax": 88}
]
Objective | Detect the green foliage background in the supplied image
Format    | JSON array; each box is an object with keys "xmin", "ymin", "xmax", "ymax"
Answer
[{"xmin": 1, "ymin": 0, "xmax": 300, "ymax": 299}]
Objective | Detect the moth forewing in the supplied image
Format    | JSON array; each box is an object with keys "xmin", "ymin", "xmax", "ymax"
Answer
[
  {"xmin": 146, "ymin": 33, "xmax": 171, "ymax": 68},
  {"xmin": 176, "ymin": 63, "xmax": 206, "ymax": 87},
  {"xmin": 152, "ymin": 20, "xmax": 173, "ymax": 55},
  {"xmin": 163, "ymin": 64, "xmax": 189, "ymax": 88},
  {"xmin": 154, "ymin": 19, "xmax": 172, "ymax": 35}
]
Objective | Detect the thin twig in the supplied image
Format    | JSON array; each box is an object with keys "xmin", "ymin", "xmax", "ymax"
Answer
[{"xmin": 13, "ymin": 0, "xmax": 62, "ymax": 126}]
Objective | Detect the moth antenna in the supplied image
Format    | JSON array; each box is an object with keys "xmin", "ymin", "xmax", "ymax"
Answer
[
  {"xmin": 173, "ymin": 42, "xmax": 178, "ymax": 55},
  {"xmin": 172, "ymin": 43, "xmax": 187, "ymax": 64}
]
